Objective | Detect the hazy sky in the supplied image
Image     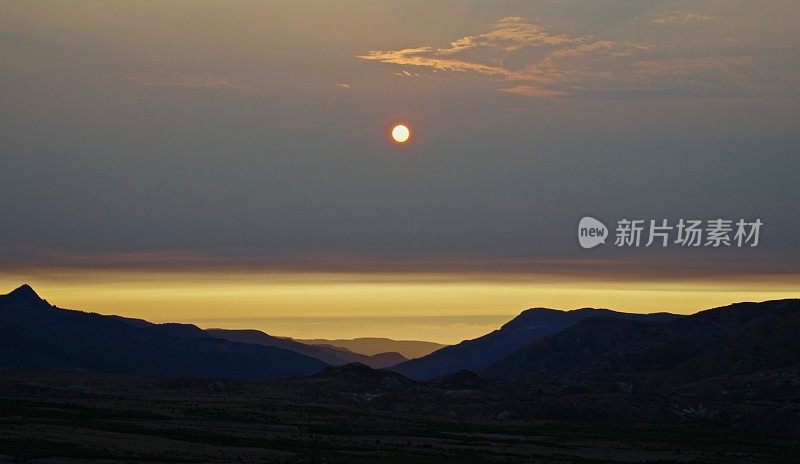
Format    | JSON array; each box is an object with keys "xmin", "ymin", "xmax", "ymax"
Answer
[{"xmin": 1, "ymin": 1, "xmax": 798, "ymax": 342}]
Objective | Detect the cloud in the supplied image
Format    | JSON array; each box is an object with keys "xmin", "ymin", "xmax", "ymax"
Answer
[
  {"xmin": 2, "ymin": 247, "xmax": 798, "ymax": 282},
  {"xmin": 360, "ymin": 15, "xmax": 793, "ymax": 100},
  {"xmin": 127, "ymin": 71, "xmax": 246, "ymax": 90},
  {"xmin": 631, "ymin": 56, "xmax": 768, "ymax": 94},
  {"xmin": 651, "ymin": 10, "xmax": 712, "ymax": 25},
  {"xmin": 633, "ymin": 56, "xmax": 753, "ymax": 78},
  {"xmin": 360, "ymin": 16, "xmax": 647, "ymax": 98},
  {"xmin": 497, "ymin": 85, "xmax": 565, "ymax": 98}
]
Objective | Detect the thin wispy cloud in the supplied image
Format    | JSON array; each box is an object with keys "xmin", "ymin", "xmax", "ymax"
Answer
[
  {"xmin": 651, "ymin": 10, "xmax": 713, "ymax": 25},
  {"xmin": 360, "ymin": 15, "xmax": 795, "ymax": 99},
  {"xmin": 127, "ymin": 71, "xmax": 246, "ymax": 90},
  {"xmin": 497, "ymin": 85, "xmax": 565, "ymax": 98},
  {"xmin": 631, "ymin": 56, "xmax": 771, "ymax": 94},
  {"xmin": 3, "ymin": 247, "xmax": 798, "ymax": 282},
  {"xmin": 360, "ymin": 16, "xmax": 647, "ymax": 98}
]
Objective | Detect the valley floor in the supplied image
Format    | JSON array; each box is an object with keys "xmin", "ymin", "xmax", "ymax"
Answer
[{"xmin": 0, "ymin": 369, "xmax": 797, "ymax": 464}]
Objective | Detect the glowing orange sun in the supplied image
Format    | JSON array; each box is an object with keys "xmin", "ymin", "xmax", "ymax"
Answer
[{"xmin": 391, "ymin": 124, "xmax": 410, "ymax": 143}]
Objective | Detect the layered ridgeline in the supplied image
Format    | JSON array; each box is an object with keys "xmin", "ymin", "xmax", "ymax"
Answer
[
  {"xmin": 0, "ymin": 285, "xmax": 326, "ymax": 379},
  {"xmin": 206, "ymin": 329, "xmax": 407, "ymax": 369},
  {"xmin": 391, "ymin": 308, "xmax": 680, "ymax": 380},
  {"xmin": 3, "ymin": 283, "xmax": 798, "ymax": 392},
  {"xmin": 293, "ymin": 338, "xmax": 447, "ymax": 359},
  {"xmin": 483, "ymin": 299, "xmax": 800, "ymax": 390}
]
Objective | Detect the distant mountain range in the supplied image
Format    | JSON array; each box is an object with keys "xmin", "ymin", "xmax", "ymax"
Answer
[
  {"xmin": 0, "ymin": 285, "xmax": 326, "ymax": 379},
  {"xmin": 390, "ymin": 308, "xmax": 680, "ymax": 379},
  {"xmin": 206, "ymin": 329, "xmax": 407, "ymax": 368},
  {"xmin": 293, "ymin": 337, "xmax": 447, "ymax": 359},
  {"xmin": 2, "ymin": 284, "xmax": 799, "ymax": 396},
  {"xmin": 484, "ymin": 299, "xmax": 800, "ymax": 391}
]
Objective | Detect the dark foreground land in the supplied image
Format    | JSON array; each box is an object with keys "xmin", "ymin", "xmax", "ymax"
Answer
[{"xmin": 1, "ymin": 368, "xmax": 798, "ymax": 464}]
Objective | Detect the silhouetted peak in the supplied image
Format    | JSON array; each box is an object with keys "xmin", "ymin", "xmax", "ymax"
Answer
[
  {"xmin": 521, "ymin": 307, "xmax": 561, "ymax": 314},
  {"xmin": 318, "ymin": 362, "xmax": 375, "ymax": 376},
  {"xmin": 2, "ymin": 284, "xmax": 49, "ymax": 307},
  {"xmin": 501, "ymin": 307, "xmax": 563, "ymax": 330},
  {"xmin": 316, "ymin": 362, "xmax": 384, "ymax": 378},
  {"xmin": 503, "ymin": 307, "xmax": 635, "ymax": 331},
  {"xmin": 569, "ymin": 307, "xmax": 609, "ymax": 313},
  {"xmin": 370, "ymin": 351, "xmax": 406, "ymax": 360},
  {"xmin": 315, "ymin": 363, "xmax": 414, "ymax": 388},
  {"xmin": 434, "ymin": 369, "xmax": 488, "ymax": 389}
]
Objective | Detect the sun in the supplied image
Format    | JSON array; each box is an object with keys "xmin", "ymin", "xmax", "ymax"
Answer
[{"xmin": 391, "ymin": 124, "xmax": 410, "ymax": 143}]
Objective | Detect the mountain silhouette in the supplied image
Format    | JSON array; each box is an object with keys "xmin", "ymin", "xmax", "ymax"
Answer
[
  {"xmin": 366, "ymin": 351, "xmax": 407, "ymax": 367},
  {"xmin": 484, "ymin": 299, "xmax": 800, "ymax": 391},
  {"xmin": 0, "ymin": 285, "xmax": 327, "ymax": 379},
  {"xmin": 391, "ymin": 308, "xmax": 680, "ymax": 380},
  {"xmin": 433, "ymin": 369, "xmax": 489, "ymax": 390},
  {"xmin": 0, "ymin": 283, "xmax": 50, "ymax": 308},
  {"xmin": 206, "ymin": 329, "xmax": 407, "ymax": 368},
  {"xmin": 313, "ymin": 362, "xmax": 415, "ymax": 390},
  {"xmin": 294, "ymin": 337, "xmax": 447, "ymax": 358}
]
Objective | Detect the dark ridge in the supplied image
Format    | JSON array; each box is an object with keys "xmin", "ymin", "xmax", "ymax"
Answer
[
  {"xmin": 207, "ymin": 328, "xmax": 407, "ymax": 368},
  {"xmin": 315, "ymin": 362, "xmax": 414, "ymax": 389},
  {"xmin": 391, "ymin": 306, "xmax": 681, "ymax": 380},
  {"xmin": 0, "ymin": 285, "xmax": 327, "ymax": 379},
  {"xmin": 433, "ymin": 369, "xmax": 488, "ymax": 390},
  {"xmin": 0, "ymin": 284, "xmax": 50, "ymax": 308},
  {"xmin": 484, "ymin": 299, "xmax": 800, "ymax": 388}
]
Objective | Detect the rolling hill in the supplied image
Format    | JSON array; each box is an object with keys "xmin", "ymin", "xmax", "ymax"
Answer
[
  {"xmin": 0, "ymin": 285, "xmax": 327, "ymax": 379},
  {"xmin": 391, "ymin": 307, "xmax": 680, "ymax": 380},
  {"xmin": 206, "ymin": 329, "xmax": 407, "ymax": 368},
  {"xmin": 484, "ymin": 299, "xmax": 800, "ymax": 392},
  {"xmin": 294, "ymin": 337, "xmax": 447, "ymax": 358}
]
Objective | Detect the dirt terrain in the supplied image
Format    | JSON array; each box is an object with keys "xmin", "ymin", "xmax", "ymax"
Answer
[{"xmin": 0, "ymin": 368, "xmax": 797, "ymax": 464}]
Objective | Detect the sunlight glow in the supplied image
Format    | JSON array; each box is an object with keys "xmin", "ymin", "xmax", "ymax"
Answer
[{"xmin": 391, "ymin": 124, "xmax": 410, "ymax": 143}]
